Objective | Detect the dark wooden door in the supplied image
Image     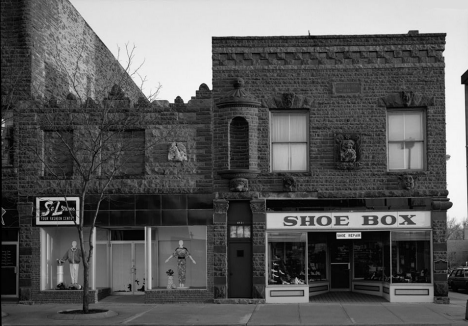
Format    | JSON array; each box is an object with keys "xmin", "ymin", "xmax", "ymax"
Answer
[
  {"xmin": 1, "ymin": 243, "xmax": 18, "ymax": 296},
  {"xmin": 228, "ymin": 242, "xmax": 252, "ymax": 298}
]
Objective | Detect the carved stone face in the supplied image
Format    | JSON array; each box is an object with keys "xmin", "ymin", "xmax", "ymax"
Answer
[
  {"xmin": 401, "ymin": 175, "xmax": 415, "ymax": 190},
  {"xmin": 401, "ymin": 91, "xmax": 413, "ymax": 107},
  {"xmin": 341, "ymin": 139, "xmax": 355, "ymax": 150},
  {"xmin": 230, "ymin": 178, "xmax": 248, "ymax": 192}
]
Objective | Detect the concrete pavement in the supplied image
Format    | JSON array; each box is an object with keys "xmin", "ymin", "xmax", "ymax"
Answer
[{"xmin": 1, "ymin": 294, "xmax": 467, "ymax": 326}]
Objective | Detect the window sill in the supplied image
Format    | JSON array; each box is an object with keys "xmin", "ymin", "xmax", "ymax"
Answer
[
  {"xmin": 270, "ymin": 172, "xmax": 311, "ymax": 176},
  {"xmin": 387, "ymin": 171, "xmax": 427, "ymax": 175}
]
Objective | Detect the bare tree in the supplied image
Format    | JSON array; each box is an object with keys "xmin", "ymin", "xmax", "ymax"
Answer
[
  {"xmin": 446, "ymin": 217, "xmax": 466, "ymax": 240},
  {"xmin": 2, "ymin": 42, "xmax": 162, "ymax": 313}
]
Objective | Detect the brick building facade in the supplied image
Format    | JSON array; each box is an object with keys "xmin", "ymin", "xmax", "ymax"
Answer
[{"xmin": 2, "ymin": 0, "xmax": 452, "ymax": 305}]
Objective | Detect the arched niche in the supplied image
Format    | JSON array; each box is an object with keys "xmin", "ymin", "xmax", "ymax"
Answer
[{"xmin": 229, "ymin": 117, "xmax": 249, "ymax": 169}]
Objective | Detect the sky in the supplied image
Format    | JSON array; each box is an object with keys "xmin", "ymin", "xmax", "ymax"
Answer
[{"xmin": 69, "ymin": 0, "xmax": 468, "ymax": 223}]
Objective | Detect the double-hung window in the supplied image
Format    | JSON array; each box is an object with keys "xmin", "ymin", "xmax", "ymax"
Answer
[
  {"xmin": 387, "ymin": 110, "xmax": 425, "ymax": 171},
  {"xmin": 271, "ymin": 112, "xmax": 308, "ymax": 172}
]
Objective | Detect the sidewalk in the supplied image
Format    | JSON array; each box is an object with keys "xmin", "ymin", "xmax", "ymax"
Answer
[{"xmin": 2, "ymin": 296, "xmax": 467, "ymax": 326}]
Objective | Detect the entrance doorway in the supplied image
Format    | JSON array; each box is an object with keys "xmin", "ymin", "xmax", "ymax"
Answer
[
  {"xmin": 228, "ymin": 242, "xmax": 252, "ymax": 297},
  {"xmin": 1, "ymin": 242, "xmax": 18, "ymax": 297},
  {"xmin": 227, "ymin": 201, "xmax": 253, "ymax": 298},
  {"xmin": 330, "ymin": 239, "xmax": 351, "ymax": 290},
  {"xmin": 111, "ymin": 241, "xmax": 145, "ymax": 294}
]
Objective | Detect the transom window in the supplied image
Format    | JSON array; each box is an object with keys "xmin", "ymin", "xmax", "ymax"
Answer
[
  {"xmin": 387, "ymin": 110, "xmax": 425, "ymax": 171},
  {"xmin": 271, "ymin": 112, "xmax": 308, "ymax": 172}
]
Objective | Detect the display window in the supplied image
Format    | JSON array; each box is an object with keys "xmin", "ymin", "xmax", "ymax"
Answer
[
  {"xmin": 353, "ymin": 232, "xmax": 390, "ymax": 281},
  {"xmin": 391, "ymin": 231, "xmax": 431, "ymax": 283},
  {"xmin": 151, "ymin": 226, "xmax": 207, "ymax": 289},
  {"xmin": 40, "ymin": 227, "xmax": 92, "ymax": 290},
  {"xmin": 268, "ymin": 232, "xmax": 306, "ymax": 285},
  {"xmin": 308, "ymin": 233, "xmax": 327, "ymax": 282}
]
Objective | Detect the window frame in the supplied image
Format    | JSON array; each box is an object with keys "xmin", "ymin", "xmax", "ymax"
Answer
[
  {"xmin": 386, "ymin": 108, "xmax": 426, "ymax": 171},
  {"xmin": 42, "ymin": 128, "xmax": 75, "ymax": 177},
  {"xmin": 100, "ymin": 128, "xmax": 146, "ymax": 178},
  {"xmin": 269, "ymin": 110, "xmax": 309, "ymax": 173}
]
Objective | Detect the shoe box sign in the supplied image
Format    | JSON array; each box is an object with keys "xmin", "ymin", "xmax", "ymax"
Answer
[
  {"xmin": 36, "ymin": 197, "xmax": 80, "ymax": 225},
  {"xmin": 266, "ymin": 211, "xmax": 431, "ymax": 230}
]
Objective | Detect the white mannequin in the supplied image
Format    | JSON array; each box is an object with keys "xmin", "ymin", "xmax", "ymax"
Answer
[{"xmin": 165, "ymin": 240, "xmax": 196, "ymax": 287}]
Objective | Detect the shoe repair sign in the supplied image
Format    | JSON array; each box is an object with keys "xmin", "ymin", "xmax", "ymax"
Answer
[{"xmin": 36, "ymin": 197, "xmax": 80, "ymax": 225}]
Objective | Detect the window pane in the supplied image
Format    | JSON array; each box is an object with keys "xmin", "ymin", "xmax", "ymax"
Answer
[
  {"xmin": 237, "ymin": 225, "xmax": 244, "ymax": 238},
  {"xmin": 388, "ymin": 143, "xmax": 405, "ymax": 169},
  {"xmin": 388, "ymin": 113, "xmax": 404, "ymax": 141},
  {"xmin": 272, "ymin": 115, "xmax": 290, "ymax": 142},
  {"xmin": 268, "ymin": 232, "xmax": 306, "ymax": 285},
  {"xmin": 408, "ymin": 142, "xmax": 423, "ymax": 169},
  {"xmin": 290, "ymin": 144, "xmax": 307, "ymax": 171},
  {"xmin": 230, "ymin": 226, "xmax": 237, "ymax": 238},
  {"xmin": 243, "ymin": 226, "xmax": 251, "ymax": 238},
  {"xmin": 404, "ymin": 112, "xmax": 423, "ymax": 140},
  {"xmin": 289, "ymin": 115, "xmax": 307, "ymax": 141},
  {"xmin": 391, "ymin": 231, "xmax": 431, "ymax": 284},
  {"xmin": 308, "ymin": 233, "xmax": 327, "ymax": 282},
  {"xmin": 272, "ymin": 144, "xmax": 289, "ymax": 171}
]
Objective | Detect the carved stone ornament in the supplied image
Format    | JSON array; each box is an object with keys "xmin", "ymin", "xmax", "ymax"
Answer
[
  {"xmin": 168, "ymin": 142, "xmax": 187, "ymax": 162},
  {"xmin": 398, "ymin": 174, "xmax": 417, "ymax": 190},
  {"xmin": 377, "ymin": 91, "xmax": 434, "ymax": 107},
  {"xmin": 215, "ymin": 78, "xmax": 261, "ymax": 108},
  {"xmin": 213, "ymin": 200, "xmax": 229, "ymax": 214},
  {"xmin": 282, "ymin": 93, "xmax": 295, "ymax": 108},
  {"xmin": 174, "ymin": 96, "xmax": 184, "ymax": 104},
  {"xmin": 335, "ymin": 134, "xmax": 361, "ymax": 170},
  {"xmin": 229, "ymin": 178, "xmax": 249, "ymax": 192},
  {"xmin": 283, "ymin": 174, "xmax": 296, "ymax": 192},
  {"xmin": 261, "ymin": 93, "xmax": 314, "ymax": 109},
  {"xmin": 250, "ymin": 200, "xmax": 266, "ymax": 213},
  {"xmin": 196, "ymin": 83, "xmax": 212, "ymax": 99},
  {"xmin": 431, "ymin": 199, "xmax": 453, "ymax": 211}
]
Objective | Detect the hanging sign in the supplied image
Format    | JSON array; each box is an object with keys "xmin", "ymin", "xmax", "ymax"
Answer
[
  {"xmin": 35, "ymin": 197, "xmax": 80, "ymax": 225},
  {"xmin": 267, "ymin": 211, "xmax": 431, "ymax": 230},
  {"xmin": 337, "ymin": 232, "xmax": 361, "ymax": 239}
]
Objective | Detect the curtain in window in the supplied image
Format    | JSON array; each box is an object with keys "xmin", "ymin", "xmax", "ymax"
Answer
[
  {"xmin": 387, "ymin": 111, "xmax": 424, "ymax": 170},
  {"xmin": 271, "ymin": 113, "xmax": 307, "ymax": 171}
]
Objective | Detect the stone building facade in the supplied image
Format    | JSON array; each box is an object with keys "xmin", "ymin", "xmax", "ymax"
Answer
[
  {"xmin": 1, "ymin": 0, "xmax": 452, "ymax": 305},
  {"xmin": 211, "ymin": 32, "xmax": 451, "ymax": 303}
]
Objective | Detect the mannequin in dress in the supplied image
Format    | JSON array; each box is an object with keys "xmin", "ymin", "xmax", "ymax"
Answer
[
  {"xmin": 59, "ymin": 241, "xmax": 82, "ymax": 284},
  {"xmin": 165, "ymin": 240, "xmax": 196, "ymax": 288}
]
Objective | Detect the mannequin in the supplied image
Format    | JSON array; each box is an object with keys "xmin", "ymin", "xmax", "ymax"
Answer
[
  {"xmin": 59, "ymin": 241, "xmax": 82, "ymax": 284},
  {"xmin": 165, "ymin": 240, "xmax": 196, "ymax": 288}
]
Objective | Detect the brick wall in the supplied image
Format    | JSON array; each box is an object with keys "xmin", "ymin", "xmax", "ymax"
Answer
[
  {"xmin": 212, "ymin": 33, "xmax": 447, "ymax": 198},
  {"xmin": 1, "ymin": 0, "xmax": 144, "ymax": 104},
  {"xmin": 12, "ymin": 85, "xmax": 214, "ymax": 303}
]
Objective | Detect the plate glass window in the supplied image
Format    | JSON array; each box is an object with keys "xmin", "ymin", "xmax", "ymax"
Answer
[
  {"xmin": 271, "ymin": 112, "xmax": 308, "ymax": 171},
  {"xmin": 387, "ymin": 110, "xmax": 425, "ymax": 170}
]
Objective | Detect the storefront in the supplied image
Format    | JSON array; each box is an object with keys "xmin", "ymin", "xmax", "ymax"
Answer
[
  {"xmin": 35, "ymin": 195, "xmax": 212, "ymax": 303},
  {"xmin": 265, "ymin": 211, "xmax": 433, "ymax": 303}
]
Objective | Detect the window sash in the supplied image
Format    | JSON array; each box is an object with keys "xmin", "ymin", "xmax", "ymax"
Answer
[
  {"xmin": 387, "ymin": 110, "xmax": 425, "ymax": 171},
  {"xmin": 271, "ymin": 112, "xmax": 308, "ymax": 171}
]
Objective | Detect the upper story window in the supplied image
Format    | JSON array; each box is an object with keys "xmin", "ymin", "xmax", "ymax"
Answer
[
  {"xmin": 102, "ymin": 129, "xmax": 145, "ymax": 177},
  {"xmin": 271, "ymin": 112, "xmax": 308, "ymax": 172},
  {"xmin": 387, "ymin": 110, "xmax": 425, "ymax": 171},
  {"xmin": 44, "ymin": 130, "xmax": 74, "ymax": 177},
  {"xmin": 1, "ymin": 110, "xmax": 14, "ymax": 166}
]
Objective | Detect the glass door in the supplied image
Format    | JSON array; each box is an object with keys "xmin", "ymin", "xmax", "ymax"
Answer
[
  {"xmin": 330, "ymin": 239, "xmax": 351, "ymax": 290},
  {"xmin": 111, "ymin": 242, "xmax": 145, "ymax": 294}
]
